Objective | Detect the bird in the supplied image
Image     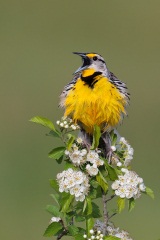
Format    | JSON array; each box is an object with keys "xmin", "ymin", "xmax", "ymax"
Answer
[{"xmin": 60, "ymin": 52, "xmax": 130, "ymax": 158}]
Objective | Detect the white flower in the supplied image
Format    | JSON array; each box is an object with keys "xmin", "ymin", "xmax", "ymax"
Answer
[
  {"xmin": 64, "ymin": 150, "xmax": 69, "ymax": 155},
  {"xmin": 121, "ymin": 168, "xmax": 128, "ymax": 173},
  {"xmin": 139, "ymin": 183, "xmax": 146, "ymax": 191},
  {"xmin": 57, "ymin": 169, "xmax": 89, "ymax": 202},
  {"xmin": 71, "ymin": 124, "xmax": 77, "ymax": 130},
  {"xmin": 111, "ymin": 145, "xmax": 116, "ymax": 151},
  {"xmin": 83, "ymin": 234, "xmax": 87, "ymax": 238},
  {"xmin": 111, "ymin": 180, "xmax": 120, "ymax": 190},
  {"xmin": 87, "ymin": 150, "xmax": 99, "ymax": 163},
  {"xmin": 60, "ymin": 122, "xmax": 64, "ymax": 127},
  {"xmin": 117, "ymin": 161, "xmax": 122, "ymax": 167},
  {"xmin": 77, "ymin": 137, "xmax": 83, "ymax": 144},
  {"xmin": 86, "ymin": 164, "xmax": 99, "ymax": 176},
  {"xmin": 112, "ymin": 170, "xmax": 146, "ymax": 199},
  {"xmin": 120, "ymin": 137, "xmax": 127, "ymax": 144},
  {"xmin": 50, "ymin": 217, "xmax": 61, "ymax": 223},
  {"xmin": 56, "ymin": 120, "xmax": 60, "ymax": 125},
  {"xmin": 90, "ymin": 229, "xmax": 94, "ymax": 234}
]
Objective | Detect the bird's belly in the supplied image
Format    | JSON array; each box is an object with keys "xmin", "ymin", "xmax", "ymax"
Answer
[{"xmin": 64, "ymin": 78, "xmax": 126, "ymax": 133}]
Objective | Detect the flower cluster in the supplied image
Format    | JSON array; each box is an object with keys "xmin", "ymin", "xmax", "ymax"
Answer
[
  {"xmin": 83, "ymin": 229, "xmax": 104, "ymax": 240},
  {"xmin": 56, "ymin": 117, "xmax": 80, "ymax": 130},
  {"xmin": 107, "ymin": 225, "xmax": 133, "ymax": 240},
  {"xmin": 65, "ymin": 143, "xmax": 104, "ymax": 176},
  {"xmin": 57, "ymin": 168, "xmax": 90, "ymax": 201},
  {"xmin": 119, "ymin": 137, "xmax": 134, "ymax": 167},
  {"xmin": 112, "ymin": 169, "xmax": 146, "ymax": 199}
]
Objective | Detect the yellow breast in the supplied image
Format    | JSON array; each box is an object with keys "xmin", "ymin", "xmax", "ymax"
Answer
[{"xmin": 64, "ymin": 75, "xmax": 127, "ymax": 133}]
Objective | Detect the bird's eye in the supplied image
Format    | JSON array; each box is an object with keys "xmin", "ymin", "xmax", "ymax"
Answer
[{"xmin": 93, "ymin": 56, "xmax": 98, "ymax": 61}]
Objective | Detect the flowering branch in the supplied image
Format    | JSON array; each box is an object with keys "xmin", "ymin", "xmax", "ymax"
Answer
[{"xmin": 30, "ymin": 116, "xmax": 154, "ymax": 240}]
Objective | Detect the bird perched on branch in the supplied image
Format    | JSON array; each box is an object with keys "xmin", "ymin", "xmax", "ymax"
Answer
[{"xmin": 60, "ymin": 52, "xmax": 129, "ymax": 158}]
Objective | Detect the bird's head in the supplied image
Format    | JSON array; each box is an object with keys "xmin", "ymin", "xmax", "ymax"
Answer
[{"xmin": 73, "ymin": 52, "xmax": 108, "ymax": 76}]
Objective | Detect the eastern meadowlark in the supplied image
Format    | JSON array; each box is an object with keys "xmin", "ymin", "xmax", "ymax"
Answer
[{"xmin": 60, "ymin": 52, "xmax": 129, "ymax": 157}]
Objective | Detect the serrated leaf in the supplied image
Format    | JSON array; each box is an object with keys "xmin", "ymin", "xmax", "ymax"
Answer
[
  {"xmin": 66, "ymin": 134, "xmax": 75, "ymax": 150},
  {"xmin": 60, "ymin": 194, "xmax": 74, "ymax": 213},
  {"xmin": 88, "ymin": 187, "xmax": 97, "ymax": 199},
  {"xmin": 74, "ymin": 234, "xmax": 85, "ymax": 240},
  {"xmin": 91, "ymin": 202, "xmax": 102, "ymax": 218},
  {"xmin": 86, "ymin": 217, "xmax": 94, "ymax": 235},
  {"xmin": 104, "ymin": 161, "xmax": 118, "ymax": 181},
  {"xmin": 117, "ymin": 197, "xmax": 125, "ymax": 213},
  {"xmin": 64, "ymin": 162, "xmax": 77, "ymax": 170},
  {"xmin": 128, "ymin": 197, "xmax": 135, "ymax": 212},
  {"xmin": 145, "ymin": 186, "xmax": 154, "ymax": 199},
  {"xmin": 50, "ymin": 193, "xmax": 60, "ymax": 206},
  {"xmin": 96, "ymin": 172, "xmax": 108, "ymax": 193},
  {"xmin": 104, "ymin": 236, "xmax": 120, "ymax": 240},
  {"xmin": 49, "ymin": 179, "xmax": 59, "ymax": 192},
  {"xmin": 86, "ymin": 197, "xmax": 92, "ymax": 215},
  {"xmin": 75, "ymin": 215, "xmax": 85, "ymax": 222},
  {"xmin": 56, "ymin": 155, "xmax": 63, "ymax": 164},
  {"xmin": 90, "ymin": 180, "xmax": 99, "ymax": 188},
  {"xmin": 30, "ymin": 116, "xmax": 55, "ymax": 130},
  {"xmin": 48, "ymin": 146, "xmax": 65, "ymax": 160},
  {"xmin": 43, "ymin": 222, "xmax": 62, "ymax": 237},
  {"xmin": 91, "ymin": 125, "xmax": 101, "ymax": 149},
  {"xmin": 47, "ymin": 130, "xmax": 61, "ymax": 138},
  {"xmin": 68, "ymin": 225, "xmax": 79, "ymax": 236},
  {"xmin": 46, "ymin": 205, "xmax": 60, "ymax": 217}
]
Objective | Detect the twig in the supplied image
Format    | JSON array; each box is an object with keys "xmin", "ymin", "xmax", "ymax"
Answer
[
  {"xmin": 109, "ymin": 212, "xmax": 117, "ymax": 219},
  {"xmin": 57, "ymin": 229, "xmax": 68, "ymax": 240},
  {"xmin": 57, "ymin": 220, "xmax": 68, "ymax": 240},
  {"xmin": 105, "ymin": 194, "xmax": 115, "ymax": 202}
]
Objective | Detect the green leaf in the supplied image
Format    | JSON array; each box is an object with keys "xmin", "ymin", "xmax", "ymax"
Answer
[
  {"xmin": 104, "ymin": 236, "xmax": 120, "ymax": 240},
  {"xmin": 128, "ymin": 197, "xmax": 135, "ymax": 212},
  {"xmin": 96, "ymin": 172, "xmax": 108, "ymax": 193},
  {"xmin": 66, "ymin": 134, "xmax": 75, "ymax": 150},
  {"xmin": 50, "ymin": 193, "xmax": 60, "ymax": 206},
  {"xmin": 74, "ymin": 234, "xmax": 85, "ymax": 240},
  {"xmin": 145, "ymin": 186, "xmax": 154, "ymax": 199},
  {"xmin": 49, "ymin": 179, "xmax": 59, "ymax": 193},
  {"xmin": 104, "ymin": 161, "xmax": 118, "ymax": 181},
  {"xmin": 86, "ymin": 197, "xmax": 92, "ymax": 215},
  {"xmin": 47, "ymin": 130, "xmax": 61, "ymax": 138},
  {"xmin": 60, "ymin": 194, "xmax": 74, "ymax": 213},
  {"xmin": 64, "ymin": 162, "xmax": 77, "ymax": 170},
  {"xmin": 91, "ymin": 125, "xmax": 101, "ymax": 149},
  {"xmin": 30, "ymin": 116, "xmax": 55, "ymax": 131},
  {"xmin": 110, "ymin": 130, "xmax": 118, "ymax": 146},
  {"xmin": 117, "ymin": 197, "xmax": 125, "ymax": 213},
  {"xmin": 48, "ymin": 146, "xmax": 65, "ymax": 160},
  {"xmin": 91, "ymin": 202, "xmax": 102, "ymax": 218},
  {"xmin": 88, "ymin": 187, "xmax": 97, "ymax": 199},
  {"xmin": 68, "ymin": 225, "xmax": 79, "ymax": 236},
  {"xmin": 46, "ymin": 205, "xmax": 60, "ymax": 217},
  {"xmin": 83, "ymin": 198, "xmax": 87, "ymax": 213},
  {"xmin": 75, "ymin": 215, "xmax": 85, "ymax": 222},
  {"xmin": 86, "ymin": 216, "xmax": 94, "ymax": 236},
  {"xmin": 43, "ymin": 222, "xmax": 62, "ymax": 237},
  {"xmin": 90, "ymin": 179, "xmax": 99, "ymax": 188}
]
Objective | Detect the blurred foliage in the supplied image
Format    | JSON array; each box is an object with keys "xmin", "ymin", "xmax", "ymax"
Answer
[{"xmin": 0, "ymin": 1, "xmax": 160, "ymax": 240}]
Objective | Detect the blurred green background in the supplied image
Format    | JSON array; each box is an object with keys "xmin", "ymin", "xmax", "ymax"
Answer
[{"xmin": 0, "ymin": 0, "xmax": 160, "ymax": 239}]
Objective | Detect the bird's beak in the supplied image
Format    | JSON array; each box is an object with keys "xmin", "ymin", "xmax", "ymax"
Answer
[{"xmin": 73, "ymin": 52, "xmax": 90, "ymax": 74}]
